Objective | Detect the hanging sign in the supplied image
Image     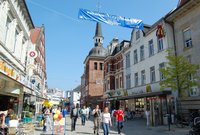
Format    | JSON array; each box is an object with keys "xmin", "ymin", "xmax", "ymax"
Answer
[
  {"xmin": 78, "ymin": 8, "xmax": 144, "ymax": 30},
  {"xmin": 29, "ymin": 51, "xmax": 37, "ymax": 58}
]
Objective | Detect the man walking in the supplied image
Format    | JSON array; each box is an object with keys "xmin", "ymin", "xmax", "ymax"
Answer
[
  {"xmin": 80, "ymin": 105, "xmax": 87, "ymax": 125},
  {"xmin": 92, "ymin": 105, "xmax": 101, "ymax": 135},
  {"xmin": 115, "ymin": 107, "xmax": 124, "ymax": 135},
  {"xmin": 70, "ymin": 103, "xmax": 80, "ymax": 131}
]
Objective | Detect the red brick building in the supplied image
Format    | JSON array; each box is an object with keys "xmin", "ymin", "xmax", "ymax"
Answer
[
  {"xmin": 82, "ymin": 23, "xmax": 107, "ymax": 108},
  {"xmin": 104, "ymin": 39, "xmax": 130, "ymax": 109},
  {"xmin": 30, "ymin": 25, "xmax": 47, "ymax": 99}
]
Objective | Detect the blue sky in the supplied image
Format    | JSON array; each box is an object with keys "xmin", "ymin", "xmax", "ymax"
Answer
[{"xmin": 26, "ymin": 0, "xmax": 179, "ymax": 91}]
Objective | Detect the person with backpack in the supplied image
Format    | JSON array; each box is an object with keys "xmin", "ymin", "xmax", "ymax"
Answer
[
  {"xmin": 80, "ymin": 105, "xmax": 87, "ymax": 125},
  {"xmin": 70, "ymin": 103, "xmax": 80, "ymax": 131},
  {"xmin": 92, "ymin": 105, "xmax": 101, "ymax": 135}
]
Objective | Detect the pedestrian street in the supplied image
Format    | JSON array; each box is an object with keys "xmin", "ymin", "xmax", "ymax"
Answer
[{"xmin": 34, "ymin": 116, "xmax": 190, "ymax": 135}]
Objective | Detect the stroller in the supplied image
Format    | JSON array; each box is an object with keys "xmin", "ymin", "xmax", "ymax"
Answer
[{"xmin": 189, "ymin": 117, "xmax": 200, "ymax": 135}]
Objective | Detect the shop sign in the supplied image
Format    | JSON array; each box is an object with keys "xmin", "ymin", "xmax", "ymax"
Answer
[
  {"xmin": 0, "ymin": 60, "xmax": 20, "ymax": 81},
  {"xmin": 106, "ymin": 89, "xmax": 128, "ymax": 98}
]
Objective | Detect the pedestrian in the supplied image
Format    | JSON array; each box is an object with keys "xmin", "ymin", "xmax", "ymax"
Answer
[
  {"xmin": 92, "ymin": 105, "xmax": 101, "ymax": 135},
  {"xmin": 145, "ymin": 108, "xmax": 150, "ymax": 127},
  {"xmin": 70, "ymin": 103, "xmax": 80, "ymax": 131},
  {"xmin": 111, "ymin": 108, "xmax": 116, "ymax": 127},
  {"xmin": 101, "ymin": 107, "xmax": 112, "ymax": 135},
  {"xmin": 86, "ymin": 106, "xmax": 90, "ymax": 120},
  {"xmin": 43, "ymin": 106, "xmax": 52, "ymax": 131},
  {"xmin": 115, "ymin": 107, "xmax": 124, "ymax": 135},
  {"xmin": 80, "ymin": 105, "xmax": 87, "ymax": 125}
]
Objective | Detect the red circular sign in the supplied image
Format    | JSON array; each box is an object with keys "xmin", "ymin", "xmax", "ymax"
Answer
[{"xmin": 29, "ymin": 51, "xmax": 36, "ymax": 57}]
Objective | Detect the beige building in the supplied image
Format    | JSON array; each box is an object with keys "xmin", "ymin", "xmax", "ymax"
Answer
[{"xmin": 166, "ymin": 0, "xmax": 200, "ymax": 115}]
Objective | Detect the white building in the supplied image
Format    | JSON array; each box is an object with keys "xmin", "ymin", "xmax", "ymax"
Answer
[
  {"xmin": 123, "ymin": 19, "xmax": 175, "ymax": 126},
  {"xmin": 0, "ymin": 0, "xmax": 35, "ymax": 115},
  {"xmin": 70, "ymin": 85, "xmax": 81, "ymax": 106}
]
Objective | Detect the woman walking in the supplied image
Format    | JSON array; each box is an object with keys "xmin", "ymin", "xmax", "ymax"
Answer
[{"xmin": 101, "ymin": 107, "xmax": 112, "ymax": 135}]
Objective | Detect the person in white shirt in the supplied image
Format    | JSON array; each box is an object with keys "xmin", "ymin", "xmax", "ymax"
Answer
[
  {"xmin": 9, "ymin": 115, "xmax": 19, "ymax": 128},
  {"xmin": 80, "ymin": 106, "xmax": 87, "ymax": 125},
  {"xmin": 101, "ymin": 107, "xmax": 112, "ymax": 135}
]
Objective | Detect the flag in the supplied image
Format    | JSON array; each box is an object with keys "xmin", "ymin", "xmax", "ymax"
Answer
[{"xmin": 78, "ymin": 8, "xmax": 144, "ymax": 30}]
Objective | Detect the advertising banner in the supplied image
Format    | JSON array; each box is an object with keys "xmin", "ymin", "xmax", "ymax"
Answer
[{"xmin": 78, "ymin": 8, "xmax": 144, "ymax": 29}]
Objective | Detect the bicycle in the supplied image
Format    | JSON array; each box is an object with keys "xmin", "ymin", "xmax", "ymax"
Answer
[{"xmin": 174, "ymin": 114, "xmax": 189, "ymax": 128}]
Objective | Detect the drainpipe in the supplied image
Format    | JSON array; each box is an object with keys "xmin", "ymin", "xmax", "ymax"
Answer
[{"xmin": 164, "ymin": 19, "xmax": 183, "ymax": 127}]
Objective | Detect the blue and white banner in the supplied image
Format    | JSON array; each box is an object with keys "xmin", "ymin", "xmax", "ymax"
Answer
[{"xmin": 78, "ymin": 8, "xmax": 144, "ymax": 30}]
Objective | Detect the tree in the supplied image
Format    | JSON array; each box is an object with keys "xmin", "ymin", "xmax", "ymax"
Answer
[{"xmin": 160, "ymin": 54, "xmax": 199, "ymax": 97}]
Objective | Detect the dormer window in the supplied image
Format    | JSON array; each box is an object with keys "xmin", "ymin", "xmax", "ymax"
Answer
[{"xmin": 136, "ymin": 30, "xmax": 140, "ymax": 40}]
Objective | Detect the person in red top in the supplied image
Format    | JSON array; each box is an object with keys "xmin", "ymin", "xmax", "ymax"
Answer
[{"xmin": 114, "ymin": 107, "xmax": 124, "ymax": 134}]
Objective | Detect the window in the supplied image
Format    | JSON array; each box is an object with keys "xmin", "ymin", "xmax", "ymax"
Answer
[
  {"xmin": 149, "ymin": 39, "xmax": 154, "ymax": 56},
  {"xmin": 126, "ymin": 74, "xmax": 131, "ymax": 89},
  {"xmin": 116, "ymin": 78, "xmax": 119, "ymax": 89},
  {"xmin": 94, "ymin": 62, "xmax": 98, "ymax": 70},
  {"xmin": 183, "ymin": 28, "xmax": 192, "ymax": 48},
  {"xmin": 141, "ymin": 70, "xmax": 146, "ymax": 85},
  {"xmin": 134, "ymin": 73, "xmax": 138, "ymax": 86},
  {"xmin": 136, "ymin": 30, "xmax": 140, "ymax": 40},
  {"xmin": 134, "ymin": 49, "xmax": 138, "ymax": 64},
  {"xmin": 126, "ymin": 52, "xmax": 130, "ymax": 68},
  {"xmin": 159, "ymin": 63, "xmax": 165, "ymax": 80},
  {"xmin": 120, "ymin": 77, "xmax": 122, "ymax": 88},
  {"xmin": 158, "ymin": 38, "xmax": 164, "ymax": 52},
  {"xmin": 150, "ymin": 66, "xmax": 156, "ymax": 83},
  {"xmin": 4, "ymin": 17, "xmax": 11, "ymax": 44},
  {"xmin": 140, "ymin": 45, "xmax": 144, "ymax": 61},
  {"xmin": 100, "ymin": 63, "xmax": 103, "ymax": 70},
  {"xmin": 108, "ymin": 64, "xmax": 110, "ymax": 72},
  {"xmin": 13, "ymin": 29, "xmax": 19, "ymax": 53}
]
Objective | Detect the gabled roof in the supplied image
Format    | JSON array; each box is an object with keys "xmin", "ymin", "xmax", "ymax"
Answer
[{"xmin": 30, "ymin": 26, "xmax": 45, "ymax": 45}]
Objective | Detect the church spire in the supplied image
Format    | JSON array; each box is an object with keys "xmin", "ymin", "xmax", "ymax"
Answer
[{"xmin": 94, "ymin": 22, "xmax": 103, "ymax": 47}]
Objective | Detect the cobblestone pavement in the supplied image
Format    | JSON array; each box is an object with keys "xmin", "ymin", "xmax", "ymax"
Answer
[{"xmin": 34, "ymin": 116, "xmax": 191, "ymax": 135}]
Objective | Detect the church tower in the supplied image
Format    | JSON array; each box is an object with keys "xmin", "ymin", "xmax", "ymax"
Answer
[{"xmin": 82, "ymin": 23, "xmax": 107, "ymax": 108}]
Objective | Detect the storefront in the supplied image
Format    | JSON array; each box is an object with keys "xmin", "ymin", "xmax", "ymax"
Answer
[
  {"xmin": 118, "ymin": 90, "xmax": 174, "ymax": 126},
  {"xmin": 105, "ymin": 89, "xmax": 128, "ymax": 110},
  {"xmin": 0, "ymin": 72, "xmax": 24, "ymax": 117}
]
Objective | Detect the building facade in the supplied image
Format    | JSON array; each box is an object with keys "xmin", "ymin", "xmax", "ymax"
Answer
[
  {"xmin": 123, "ymin": 20, "xmax": 175, "ymax": 126},
  {"xmin": 83, "ymin": 22, "xmax": 107, "ymax": 109},
  {"xmin": 30, "ymin": 26, "xmax": 47, "ymax": 99},
  {"xmin": 0, "ymin": 0, "xmax": 47, "ymax": 116},
  {"xmin": 166, "ymin": 0, "xmax": 200, "ymax": 115},
  {"xmin": 70, "ymin": 85, "xmax": 81, "ymax": 107},
  {"xmin": 0, "ymin": 0, "xmax": 35, "ymax": 116},
  {"xmin": 104, "ymin": 38, "xmax": 130, "ymax": 109}
]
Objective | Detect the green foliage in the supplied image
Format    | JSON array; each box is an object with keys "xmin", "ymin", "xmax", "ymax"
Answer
[{"xmin": 160, "ymin": 53, "xmax": 199, "ymax": 97}]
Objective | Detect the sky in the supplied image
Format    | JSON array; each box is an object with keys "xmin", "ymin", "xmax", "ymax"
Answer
[{"xmin": 26, "ymin": 0, "xmax": 179, "ymax": 91}]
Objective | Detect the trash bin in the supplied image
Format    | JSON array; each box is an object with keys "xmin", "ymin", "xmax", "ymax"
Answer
[
  {"xmin": 163, "ymin": 115, "xmax": 168, "ymax": 125},
  {"xmin": 171, "ymin": 114, "xmax": 174, "ymax": 124}
]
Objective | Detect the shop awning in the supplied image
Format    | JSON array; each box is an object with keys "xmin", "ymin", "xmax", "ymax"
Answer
[{"xmin": 117, "ymin": 91, "xmax": 171, "ymax": 100}]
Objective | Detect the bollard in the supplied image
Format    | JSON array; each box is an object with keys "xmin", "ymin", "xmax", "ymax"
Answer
[
  {"xmin": 52, "ymin": 117, "xmax": 54, "ymax": 135},
  {"xmin": 64, "ymin": 116, "xmax": 67, "ymax": 135}
]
